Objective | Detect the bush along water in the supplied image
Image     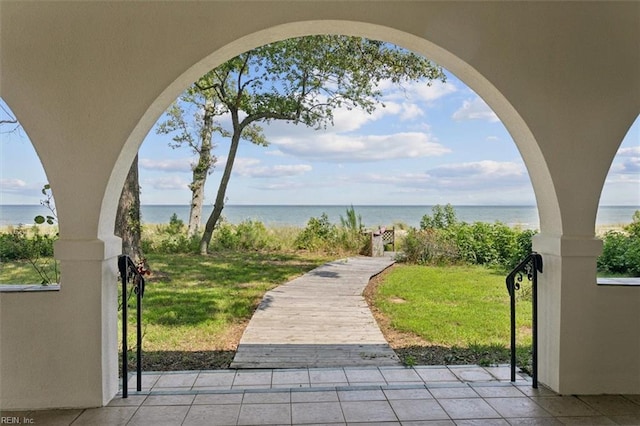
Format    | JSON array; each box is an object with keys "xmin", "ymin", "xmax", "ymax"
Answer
[
  {"xmin": 400, "ymin": 204, "xmax": 536, "ymax": 270},
  {"xmin": 598, "ymin": 210, "xmax": 640, "ymax": 276}
]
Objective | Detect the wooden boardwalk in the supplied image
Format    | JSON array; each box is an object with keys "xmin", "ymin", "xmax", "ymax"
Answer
[{"xmin": 231, "ymin": 256, "xmax": 401, "ymax": 369}]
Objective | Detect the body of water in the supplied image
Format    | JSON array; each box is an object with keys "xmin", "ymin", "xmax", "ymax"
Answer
[{"xmin": 1, "ymin": 204, "xmax": 637, "ymax": 229}]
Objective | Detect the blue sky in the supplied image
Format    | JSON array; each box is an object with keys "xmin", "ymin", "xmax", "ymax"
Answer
[{"xmin": 1, "ymin": 70, "xmax": 638, "ymax": 206}]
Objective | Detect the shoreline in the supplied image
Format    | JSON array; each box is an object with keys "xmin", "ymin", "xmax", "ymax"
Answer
[{"xmin": 0, "ymin": 221, "xmax": 629, "ymax": 235}]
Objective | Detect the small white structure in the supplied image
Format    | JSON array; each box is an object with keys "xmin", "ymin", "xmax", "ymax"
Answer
[{"xmin": 0, "ymin": 1, "xmax": 638, "ymax": 409}]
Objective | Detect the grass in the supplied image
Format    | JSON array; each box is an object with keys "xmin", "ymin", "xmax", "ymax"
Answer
[
  {"xmin": 370, "ymin": 264, "xmax": 532, "ymax": 368},
  {"xmin": 0, "ymin": 258, "xmax": 59, "ymax": 284}
]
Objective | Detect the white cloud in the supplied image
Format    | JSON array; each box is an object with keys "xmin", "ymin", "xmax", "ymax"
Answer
[
  {"xmin": 429, "ymin": 160, "xmax": 524, "ymax": 179},
  {"xmin": 139, "ymin": 158, "xmax": 194, "ymax": 173},
  {"xmin": 272, "ymin": 131, "xmax": 450, "ymax": 162},
  {"xmin": 452, "ymin": 97, "xmax": 500, "ymax": 123},
  {"xmin": 360, "ymin": 160, "xmax": 529, "ymax": 193},
  {"xmin": 143, "ymin": 176, "xmax": 190, "ymax": 191},
  {"xmin": 251, "ymin": 181, "xmax": 310, "ymax": 191},
  {"xmin": 399, "ymin": 103, "xmax": 424, "ymax": 121},
  {"xmin": 381, "ymin": 79, "xmax": 457, "ymax": 103},
  {"xmin": 618, "ymin": 146, "xmax": 640, "ymax": 157},
  {"xmin": 234, "ymin": 159, "xmax": 313, "ymax": 178},
  {"xmin": 620, "ymin": 157, "xmax": 640, "ymax": 174},
  {"xmin": 0, "ymin": 178, "xmax": 27, "ymax": 191}
]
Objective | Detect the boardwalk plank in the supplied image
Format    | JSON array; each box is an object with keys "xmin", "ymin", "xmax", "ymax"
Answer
[{"xmin": 231, "ymin": 256, "xmax": 400, "ymax": 369}]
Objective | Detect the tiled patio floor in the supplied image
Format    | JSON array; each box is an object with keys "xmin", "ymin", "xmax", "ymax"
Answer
[{"xmin": 4, "ymin": 365, "xmax": 640, "ymax": 425}]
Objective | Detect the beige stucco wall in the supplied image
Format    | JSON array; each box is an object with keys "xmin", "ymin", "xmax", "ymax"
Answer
[{"xmin": 0, "ymin": 1, "xmax": 638, "ymax": 408}]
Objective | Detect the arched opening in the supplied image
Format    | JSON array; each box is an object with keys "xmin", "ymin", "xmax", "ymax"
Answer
[
  {"xmin": 2, "ymin": 3, "xmax": 639, "ymax": 410},
  {"xmin": 118, "ymin": 32, "xmax": 541, "ymax": 372},
  {"xmin": 596, "ymin": 114, "xmax": 640, "ymax": 278},
  {"xmin": 0, "ymin": 98, "xmax": 59, "ymax": 286}
]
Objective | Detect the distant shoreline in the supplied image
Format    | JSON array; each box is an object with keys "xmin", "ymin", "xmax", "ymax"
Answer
[{"xmin": 1, "ymin": 204, "xmax": 637, "ymax": 229}]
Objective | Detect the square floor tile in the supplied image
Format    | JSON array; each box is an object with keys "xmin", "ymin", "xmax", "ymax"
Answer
[
  {"xmin": 237, "ymin": 403, "xmax": 291, "ymax": 425},
  {"xmin": 291, "ymin": 389, "xmax": 339, "ymax": 403},
  {"xmin": 383, "ymin": 387, "xmax": 432, "ymax": 400},
  {"xmin": 344, "ymin": 368, "xmax": 386, "ymax": 383},
  {"xmin": 485, "ymin": 397, "xmax": 551, "ymax": 418},
  {"xmin": 608, "ymin": 415, "xmax": 640, "ymax": 425},
  {"xmin": 128, "ymin": 405, "xmax": 190, "ymax": 426},
  {"xmin": 71, "ymin": 406, "xmax": 137, "ymax": 425},
  {"xmin": 415, "ymin": 367, "xmax": 459, "ymax": 382},
  {"xmin": 401, "ymin": 421, "xmax": 455, "ymax": 426},
  {"xmin": 127, "ymin": 373, "xmax": 160, "ymax": 390},
  {"xmin": 340, "ymin": 400, "xmax": 397, "ymax": 422},
  {"xmin": 182, "ymin": 404, "xmax": 241, "ymax": 426},
  {"xmin": 292, "ymin": 401, "xmax": 345, "ymax": 424},
  {"xmin": 579, "ymin": 395, "xmax": 640, "ymax": 416},
  {"xmin": 273, "ymin": 369, "xmax": 310, "ymax": 385},
  {"xmin": 472, "ymin": 385, "xmax": 525, "ymax": 398},
  {"xmin": 516, "ymin": 385, "xmax": 557, "ymax": 397},
  {"xmin": 389, "ymin": 399, "xmax": 449, "ymax": 421},
  {"xmin": 438, "ymin": 398, "xmax": 501, "ymax": 420},
  {"xmin": 193, "ymin": 393, "xmax": 244, "ymax": 405},
  {"xmin": 107, "ymin": 394, "xmax": 147, "ymax": 407},
  {"xmin": 483, "ymin": 366, "xmax": 517, "ymax": 381},
  {"xmin": 531, "ymin": 396, "xmax": 600, "ymax": 417},
  {"xmin": 338, "ymin": 389, "xmax": 386, "ymax": 401},
  {"xmin": 379, "ymin": 367, "xmax": 422, "ymax": 382},
  {"xmin": 454, "ymin": 420, "xmax": 509, "ymax": 425},
  {"xmin": 309, "ymin": 369, "xmax": 348, "ymax": 384},
  {"xmin": 143, "ymin": 394, "xmax": 195, "ymax": 406},
  {"xmin": 448, "ymin": 367, "xmax": 494, "ymax": 382},
  {"xmin": 553, "ymin": 416, "xmax": 616, "ymax": 425},
  {"xmin": 242, "ymin": 390, "xmax": 290, "ymax": 404},
  {"xmin": 27, "ymin": 409, "xmax": 83, "ymax": 425},
  {"xmin": 233, "ymin": 370, "xmax": 272, "ymax": 386},
  {"xmin": 194, "ymin": 372, "xmax": 236, "ymax": 387},
  {"xmin": 154, "ymin": 373, "xmax": 198, "ymax": 388},
  {"xmin": 428, "ymin": 386, "xmax": 479, "ymax": 399}
]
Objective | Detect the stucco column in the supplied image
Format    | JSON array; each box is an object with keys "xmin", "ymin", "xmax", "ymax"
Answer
[
  {"xmin": 534, "ymin": 234, "xmax": 640, "ymax": 395},
  {"xmin": 0, "ymin": 236, "xmax": 121, "ymax": 409}
]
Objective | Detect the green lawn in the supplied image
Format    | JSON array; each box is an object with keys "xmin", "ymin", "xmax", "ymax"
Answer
[
  {"xmin": 0, "ymin": 259, "xmax": 59, "ymax": 284},
  {"xmin": 373, "ymin": 264, "xmax": 532, "ymax": 362}
]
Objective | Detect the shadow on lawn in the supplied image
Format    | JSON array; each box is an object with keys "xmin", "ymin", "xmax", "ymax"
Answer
[
  {"xmin": 124, "ymin": 350, "xmax": 236, "ymax": 372},
  {"xmin": 395, "ymin": 343, "xmax": 532, "ymax": 374}
]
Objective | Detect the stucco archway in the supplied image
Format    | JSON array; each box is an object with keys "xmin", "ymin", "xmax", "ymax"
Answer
[{"xmin": 1, "ymin": 2, "xmax": 638, "ymax": 409}]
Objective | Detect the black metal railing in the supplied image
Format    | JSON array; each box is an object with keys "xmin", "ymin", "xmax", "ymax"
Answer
[
  {"xmin": 118, "ymin": 255, "xmax": 146, "ymax": 398},
  {"xmin": 506, "ymin": 252, "xmax": 543, "ymax": 388}
]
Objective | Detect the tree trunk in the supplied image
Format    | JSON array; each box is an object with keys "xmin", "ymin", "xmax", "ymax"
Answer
[
  {"xmin": 187, "ymin": 101, "xmax": 216, "ymax": 236},
  {"xmin": 199, "ymin": 126, "xmax": 242, "ymax": 254},
  {"xmin": 115, "ymin": 154, "xmax": 143, "ymax": 260}
]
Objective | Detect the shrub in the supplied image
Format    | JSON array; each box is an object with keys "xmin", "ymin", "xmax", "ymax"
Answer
[
  {"xmin": 295, "ymin": 213, "xmax": 338, "ymax": 251},
  {"xmin": 0, "ymin": 226, "xmax": 56, "ymax": 261},
  {"xmin": 141, "ymin": 214, "xmax": 199, "ymax": 254},
  {"xmin": 403, "ymin": 205, "xmax": 537, "ymax": 270},
  {"xmin": 400, "ymin": 228, "xmax": 459, "ymax": 265},
  {"xmin": 295, "ymin": 210, "xmax": 368, "ymax": 255},
  {"xmin": 210, "ymin": 219, "xmax": 281, "ymax": 251},
  {"xmin": 597, "ymin": 211, "xmax": 640, "ymax": 276}
]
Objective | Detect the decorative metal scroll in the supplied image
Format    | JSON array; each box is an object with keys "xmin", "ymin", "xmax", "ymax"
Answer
[
  {"xmin": 118, "ymin": 255, "xmax": 147, "ymax": 398},
  {"xmin": 506, "ymin": 252, "xmax": 543, "ymax": 388}
]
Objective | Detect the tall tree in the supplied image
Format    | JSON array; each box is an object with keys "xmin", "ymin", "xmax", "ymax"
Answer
[
  {"xmin": 195, "ymin": 35, "xmax": 446, "ymax": 254},
  {"xmin": 115, "ymin": 154, "xmax": 143, "ymax": 260},
  {"xmin": 156, "ymin": 95, "xmax": 229, "ymax": 236}
]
